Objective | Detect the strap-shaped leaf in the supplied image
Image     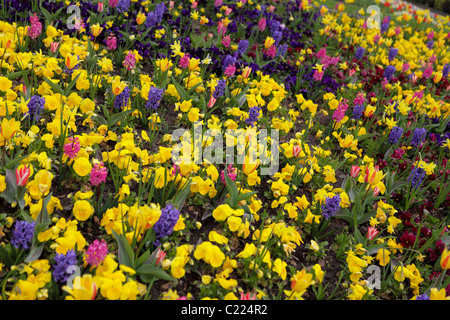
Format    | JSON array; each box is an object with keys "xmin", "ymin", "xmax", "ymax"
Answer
[{"xmin": 111, "ymin": 229, "xmax": 135, "ymax": 269}]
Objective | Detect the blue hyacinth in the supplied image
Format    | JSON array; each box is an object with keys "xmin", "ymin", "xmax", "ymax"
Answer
[
  {"xmin": 321, "ymin": 194, "xmax": 341, "ymax": 220},
  {"xmin": 388, "ymin": 126, "xmax": 403, "ymax": 144},
  {"xmin": 153, "ymin": 204, "xmax": 180, "ymax": 246},
  {"xmin": 146, "ymin": 86, "xmax": 165, "ymax": 110},
  {"xmin": 52, "ymin": 250, "xmax": 78, "ymax": 283},
  {"xmin": 11, "ymin": 220, "xmax": 35, "ymax": 250},
  {"xmin": 27, "ymin": 95, "xmax": 46, "ymax": 121}
]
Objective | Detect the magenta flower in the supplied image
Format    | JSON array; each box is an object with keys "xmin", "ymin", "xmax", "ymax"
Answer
[
  {"xmin": 258, "ymin": 17, "xmax": 266, "ymax": 31},
  {"xmin": 332, "ymin": 99, "xmax": 349, "ymax": 123},
  {"xmin": 90, "ymin": 161, "xmax": 108, "ymax": 186},
  {"xmin": 224, "ymin": 64, "xmax": 236, "ymax": 77},
  {"xmin": 63, "ymin": 137, "xmax": 81, "ymax": 159},
  {"xmin": 179, "ymin": 54, "xmax": 190, "ymax": 69},
  {"xmin": 106, "ymin": 34, "xmax": 117, "ymax": 50},
  {"xmin": 222, "ymin": 35, "xmax": 230, "ymax": 48},
  {"xmin": 28, "ymin": 13, "xmax": 42, "ymax": 39},
  {"xmin": 123, "ymin": 51, "xmax": 136, "ymax": 71},
  {"xmin": 221, "ymin": 164, "xmax": 237, "ymax": 184},
  {"xmin": 265, "ymin": 45, "xmax": 277, "ymax": 59},
  {"xmin": 84, "ymin": 239, "xmax": 108, "ymax": 267}
]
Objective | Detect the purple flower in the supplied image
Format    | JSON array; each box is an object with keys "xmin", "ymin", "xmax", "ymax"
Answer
[
  {"xmin": 27, "ymin": 95, "xmax": 45, "ymax": 121},
  {"xmin": 154, "ymin": 3, "xmax": 166, "ymax": 23},
  {"xmin": 146, "ymin": 86, "xmax": 164, "ymax": 110},
  {"xmin": 321, "ymin": 194, "xmax": 341, "ymax": 220},
  {"xmin": 415, "ymin": 294, "xmax": 430, "ymax": 300},
  {"xmin": 380, "ymin": 22, "xmax": 389, "ymax": 33},
  {"xmin": 411, "ymin": 127, "xmax": 427, "ymax": 147},
  {"xmin": 443, "ymin": 63, "xmax": 449, "ymax": 78},
  {"xmin": 153, "ymin": 204, "xmax": 180, "ymax": 246},
  {"xmin": 145, "ymin": 11, "xmax": 158, "ymax": 29},
  {"xmin": 354, "ymin": 47, "xmax": 365, "ymax": 60},
  {"xmin": 388, "ymin": 126, "xmax": 403, "ymax": 144},
  {"xmin": 236, "ymin": 39, "xmax": 249, "ymax": 57},
  {"xmin": 114, "ymin": 86, "xmax": 129, "ymax": 109},
  {"xmin": 11, "ymin": 220, "xmax": 35, "ymax": 250},
  {"xmin": 383, "ymin": 65, "xmax": 396, "ymax": 80},
  {"xmin": 213, "ymin": 79, "xmax": 226, "ymax": 99},
  {"xmin": 408, "ymin": 167, "xmax": 426, "ymax": 190},
  {"xmin": 52, "ymin": 250, "xmax": 78, "ymax": 283},
  {"xmin": 388, "ymin": 47, "xmax": 398, "ymax": 61},
  {"xmin": 352, "ymin": 104, "xmax": 364, "ymax": 120},
  {"xmin": 116, "ymin": 0, "xmax": 130, "ymax": 13},
  {"xmin": 222, "ymin": 55, "xmax": 236, "ymax": 71},
  {"xmin": 245, "ymin": 106, "xmax": 261, "ymax": 127}
]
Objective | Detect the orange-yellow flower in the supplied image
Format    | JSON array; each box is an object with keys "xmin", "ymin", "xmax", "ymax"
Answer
[
  {"xmin": 0, "ymin": 117, "xmax": 21, "ymax": 140},
  {"xmin": 441, "ymin": 246, "xmax": 450, "ymax": 270}
]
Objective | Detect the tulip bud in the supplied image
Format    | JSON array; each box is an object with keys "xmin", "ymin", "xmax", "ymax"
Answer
[
  {"xmin": 50, "ymin": 41, "xmax": 59, "ymax": 53},
  {"xmin": 366, "ymin": 226, "xmax": 379, "ymax": 240},
  {"xmin": 98, "ymin": 2, "xmax": 104, "ymax": 12},
  {"xmin": 293, "ymin": 144, "xmax": 302, "ymax": 158},
  {"xmin": 16, "ymin": 165, "xmax": 31, "ymax": 187},
  {"xmin": 350, "ymin": 165, "xmax": 361, "ymax": 178}
]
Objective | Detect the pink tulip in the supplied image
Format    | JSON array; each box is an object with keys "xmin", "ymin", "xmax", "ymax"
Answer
[
  {"xmin": 350, "ymin": 165, "xmax": 360, "ymax": 178},
  {"xmin": 16, "ymin": 165, "xmax": 31, "ymax": 187},
  {"xmin": 366, "ymin": 226, "xmax": 379, "ymax": 240}
]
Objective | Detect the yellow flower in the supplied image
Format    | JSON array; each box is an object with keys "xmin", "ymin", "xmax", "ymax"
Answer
[
  {"xmin": 73, "ymin": 157, "xmax": 92, "ymax": 177},
  {"xmin": 62, "ymin": 274, "xmax": 98, "ymax": 300},
  {"xmin": 212, "ymin": 204, "xmax": 233, "ymax": 221},
  {"xmin": 290, "ymin": 269, "xmax": 314, "ymax": 293},
  {"xmin": 264, "ymin": 37, "xmax": 275, "ymax": 48},
  {"xmin": 1, "ymin": 117, "xmax": 21, "ymax": 140},
  {"xmin": 112, "ymin": 77, "xmax": 126, "ymax": 96},
  {"xmin": 65, "ymin": 53, "xmax": 79, "ymax": 70},
  {"xmin": 90, "ymin": 23, "xmax": 103, "ymax": 37},
  {"xmin": 73, "ymin": 200, "xmax": 94, "ymax": 221}
]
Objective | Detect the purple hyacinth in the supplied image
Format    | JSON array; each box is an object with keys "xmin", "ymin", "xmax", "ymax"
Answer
[
  {"xmin": 388, "ymin": 48, "xmax": 398, "ymax": 61},
  {"xmin": 116, "ymin": 0, "xmax": 131, "ymax": 13},
  {"xmin": 426, "ymin": 41, "xmax": 434, "ymax": 50},
  {"xmin": 415, "ymin": 294, "xmax": 430, "ymax": 300},
  {"xmin": 388, "ymin": 126, "xmax": 403, "ymax": 144},
  {"xmin": 411, "ymin": 127, "xmax": 427, "ymax": 147},
  {"xmin": 27, "ymin": 95, "xmax": 45, "ymax": 121},
  {"xmin": 213, "ymin": 79, "xmax": 226, "ymax": 99},
  {"xmin": 352, "ymin": 104, "xmax": 364, "ymax": 120},
  {"xmin": 354, "ymin": 47, "xmax": 365, "ymax": 60},
  {"xmin": 277, "ymin": 44, "xmax": 288, "ymax": 58},
  {"xmin": 145, "ymin": 11, "xmax": 158, "ymax": 29},
  {"xmin": 222, "ymin": 55, "xmax": 236, "ymax": 71},
  {"xmin": 153, "ymin": 204, "xmax": 180, "ymax": 246},
  {"xmin": 154, "ymin": 3, "xmax": 166, "ymax": 23},
  {"xmin": 380, "ymin": 22, "xmax": 389, "ymax": 33},
  {"xmin": 408, "ymin": 167, "xmax": 426, "ymax": 190},
  {"xmin": 272, "ymin": 31, "xmax": 282, "ymax": 46},
  {"xmin": 145, "ymin": 86, "xmax": 164, "ymax": 110},
  {"xmin": 321, "ymin": 194, "xmax": 341, "ymax": 220},
  {"xmin": 52, "ymin": 250, "xmax": 78, "ymax": 283},
  {"xmin": 383, "ymin": 65, "xmax": 396, "ymax": 80},
  {"xmin": 11, "ymin": 220, "xmax": 35, "ymax": 250},
  {"xmin": 236, "ymin": 39, "xmax": 249, "ymax": 57},
  {"xmin": 114, "ymin": 86, "xmax": 130, "ymax": 109},
  {"xmin": 443, "ymin": 63, "xmax": 449, "ymax": 78},
  {"xmin": 245, "ymin": 106, "xmax": 261, "ymax": 127}
]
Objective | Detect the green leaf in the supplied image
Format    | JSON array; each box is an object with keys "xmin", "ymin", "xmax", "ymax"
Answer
[
  {"xmin": 134, "ymin": 250, "xmax": 151, "ymax": 270},
  {"xmin": 108, "ymin": 109, "xmax": 134, "ymax": 128},
  {"xmin": 0, "ymin": 169, "xmax": 17, "ymax": 204},
  {"xmin": 112, "ymin": 229, "xmax": 135, "ymax": 269},
  {"xmin": 171, "ymin": 76, "xmax": 188, "ymax": 101},
  {"xmin": 24, "ymin": 193, "xmax": 52, "ymax": 263},
  {"xmin": 43, "ymin": 77, "xmax": 64, "ymax": 95},
  {"xmin": 136, "ymin": 264, "xmax": 176, "ymax": 282},
  {"xmin": 224, "ymin": 173, "xmax": 239, "ymax": 205}
]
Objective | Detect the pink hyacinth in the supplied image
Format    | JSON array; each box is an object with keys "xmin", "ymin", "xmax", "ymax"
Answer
[
  {"xmin": 222, "ymin": 35, "xmax": 230, "ymax": 47},
  {"xmin": 265, "ymin": 45, "xmax": 277, "ymax": 59},
  {"xmin": 224, "ymin": 64, "xmax": 236, "ymax": 77},
  {"xmin": 313, "ymin": 70, "xmax": 323, "ymax": 81},
  {"xmin": 214, "ymin": 0, "xmax": 223, "ymax": 6},
  {"xmin": 109, "ymin": 0, "xmax": 118, "ymax": 8},
  {"xmin": 332, "ymin": 99, "xmax": 349, "ymax": 123},
  {"xmin": 257, "ymin": 18, "xmax": 266, "ymax": 32},
  {"xmin": 84, "ymin": 239, "xmax": 108, "ymax": 267},
  {"xmin": 90, "ymin": 161, "xmax": 108, "ymax": 186},
  {"xmin": 28, "ymin": 13, "xmax": 42, "ymax": 39},
  {"xmin": 123, "ymin": 51, "xmax": 136, "ymax": 71},
  {"xmin": 106, "ymin": 34, "xmax": 117, "ymax": 50},
  {"xmin": 179, "ymin": 54, "xmax": 190, "ymax": 69},
  {"xmin": 316, "ymin": 48, "xmax": 327, "ymax": 59},
  {"xmin": 353, "ymin": 92, "xmax": 365, "ymax": 105},
  {"xmin": 423, "ymin": 66, "xmax": 433, "ymax": 79},
  {"xmin": 63, "ymin": 137, "xmax": 80, "ymax": 159},
  {"xmin": 221, "ymin": 164, "xmax": 237, "ymax": 185}
]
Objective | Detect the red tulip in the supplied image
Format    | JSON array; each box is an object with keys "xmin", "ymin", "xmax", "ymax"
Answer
[
  {"xmin": 16, "ymin": 165, "xmax": 31, "ymax": 187},
  {"xmin": 350, "ymin": 165, "xmax": 360, "ymax": 178},
  {"xmin": 366, "ymin": 226, "xmax": 379, "ymax": 240}
]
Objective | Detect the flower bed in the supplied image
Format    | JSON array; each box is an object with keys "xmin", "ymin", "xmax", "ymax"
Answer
[{"xmin": 0, "ymin": 0, "xmax": 449, "ymax": 301}]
